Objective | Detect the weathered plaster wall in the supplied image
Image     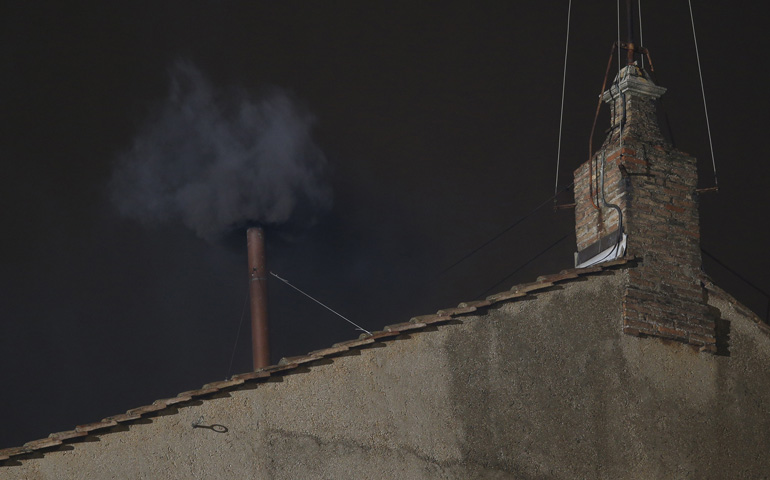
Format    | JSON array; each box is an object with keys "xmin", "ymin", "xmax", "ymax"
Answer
[
  {"xmin": 3, "ymin": 271, "xmax": 770, "ymax": 479},
  {"xmin": 447, "ymin": 274, "xmax": 770, "ymax": 478}
]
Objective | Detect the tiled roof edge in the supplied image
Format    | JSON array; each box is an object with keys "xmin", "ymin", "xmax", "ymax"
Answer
[
  {"xmin": 704, "ymin": 280, "xmax": 770, "ymax": 337},
  {"xmin": 0, "ymin": 257, "xmax": 636, "ymax": 464}
]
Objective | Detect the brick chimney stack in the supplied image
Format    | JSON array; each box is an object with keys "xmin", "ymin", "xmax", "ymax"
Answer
[{"xmin": 573, "ymin": 62, "xmax": 717, "ymax": 352}]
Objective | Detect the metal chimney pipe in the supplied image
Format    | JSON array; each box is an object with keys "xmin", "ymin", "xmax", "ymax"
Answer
[
  {"xmin": 247, "ymin": 226, "xmax": 270, "ymax": 370},
  {"xmin": 626, "ymin": 0, "xmax": 636, "ymax": 65}
]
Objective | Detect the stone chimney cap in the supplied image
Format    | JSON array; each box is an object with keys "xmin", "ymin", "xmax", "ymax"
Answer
[{"xmin": 602, "ymin": 62, "xmax": 667, "ymax": 103}]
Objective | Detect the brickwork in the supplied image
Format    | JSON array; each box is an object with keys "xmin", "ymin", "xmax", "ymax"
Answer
[
  {"xmin": 574, "ymin": 148, "xmax": 627, "ymax": 252},
  {"xmin": 573, "ymin": 63, "xmax": 717, "ymax": 352}
]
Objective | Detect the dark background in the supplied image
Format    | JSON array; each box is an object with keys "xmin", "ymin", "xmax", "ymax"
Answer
[{"xmin": 2, "ymin": 1, "xmax": 767, "ymax": 449}]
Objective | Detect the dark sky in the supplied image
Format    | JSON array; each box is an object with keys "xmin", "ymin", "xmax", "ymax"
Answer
[{"xmin": 2, "ymin": 1, "xmax": 768, "ymax": 449}]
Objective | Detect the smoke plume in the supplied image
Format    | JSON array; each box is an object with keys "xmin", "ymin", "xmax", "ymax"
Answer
[{"xmin": 110, "ymin": 61, "xmax": 332, "ymax": 241}]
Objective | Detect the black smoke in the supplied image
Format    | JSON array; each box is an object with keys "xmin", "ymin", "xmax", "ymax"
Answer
[{"xmin": 110, "ymin": 61, "xmax": 332, "ymax": 241}]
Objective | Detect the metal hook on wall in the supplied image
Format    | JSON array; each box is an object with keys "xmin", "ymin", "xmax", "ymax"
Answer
[{"xmin": 191, "ymin": 416, "xmax": 229, "ymax": 433}]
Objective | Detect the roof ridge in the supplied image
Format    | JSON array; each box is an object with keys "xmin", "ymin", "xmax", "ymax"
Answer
[{"xmin": 0, "ymin": 258, "xmax": 636, "ymax": 464}]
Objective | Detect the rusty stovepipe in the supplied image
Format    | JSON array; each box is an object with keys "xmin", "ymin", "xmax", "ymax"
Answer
[
  {"xmin": 247, "ymin": 226, "xmax": 270, "ymax": 370},
  {"xmin": 626, "ymin": 0, "xmax": 635, "ymax": 64}
]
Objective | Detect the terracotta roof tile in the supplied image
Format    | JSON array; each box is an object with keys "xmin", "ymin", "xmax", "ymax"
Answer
[
  {"xmin": 261, "ymin": 363, "xmax": 300, "ymax": 374},
  {"xmin": 230, "ymin": 370, "xmax": 271, "ymax": 382},
  {"xmin": 361, "ymin": 330, "xmax": 401, "ymax": 341},
  {"xmin": 384, "ymin": 321, "xmax": 427, "ymax": 333},
  {"xmin": 458, "ymin": 299, "xmax": 492, "ymax": 309},
  {"xmin": 599, "ymin": 257, "xmax": 635, "ymax": 268},
  {"xmin": 126, "ymin": 403, "xmax": 167, "ymax": 416},
  {"xmin": 177, "ymin": 386, "xmax": 221, "ymax": 398},
  {"xmin": 202, "ymin": 378, "xmax": 245, "ymax": 390},
  {"xmin": 571, "ymin": 265, "xmax": 604, "ymax": 274},
  {"xmin": 23, "ymin": 437, "xmax": 61, "ymax": 451},
  {"xmin": 512, "ymin": 281, "xmax": 554, "ymax": 294},
  {"xmin": 153, "ymin": 395, "xmax": 192, "ymax": 407},
  {"xmin": 332, "ymin": 337, "xmax": 375, "ymax": 349},
  {"xmin": 437, "ymin": 305, "xmax": 477, "ymax": 317},
  {"xmin": 102, "ymin": 412, "xmax": 142, "ymax": 423},
  {"xmin": 486, "ymin": 290, "xmax": 528, "ymax": 304},
  {"xmin": 537, "ymin": 271, "xmax": 580, "ymax": 283},
  {"xmin": 48, "ymin": 430, "xmax": 88, "ymax": 441},
  {"xmin": 278, "ymin": 354, "xmax": 321, "ymax": 366},
  {"xmin": 409, "ymin": 313, "xmax": 451, "ymax": 324},
  {"xmin": 0, "ymin": 446, "xmax": 30, "ymax": 461},
  {"xmin": 75, "ymin": 419, "xmax": 118, "ymax": 433},
  {"xmin": 308, "ymin": 345, "xmax": 351, "ymax": 357}
]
